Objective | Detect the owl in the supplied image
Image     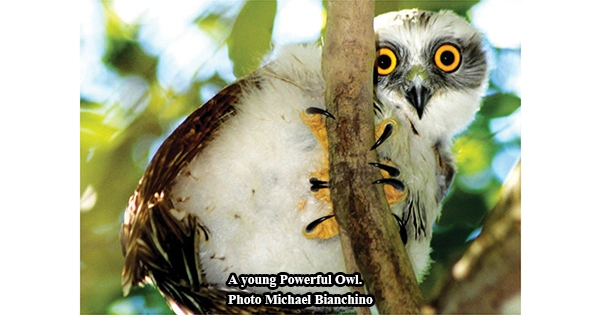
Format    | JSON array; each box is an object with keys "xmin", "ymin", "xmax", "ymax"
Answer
[{"xmin": 120, "ymin": 9, "xmax": 488, "ymax": 314}]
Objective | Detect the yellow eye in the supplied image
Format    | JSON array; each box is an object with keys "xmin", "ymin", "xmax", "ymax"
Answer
[
  {"xmin": 376, "ymin": 47, "xmax": 397, "ymax": 75},
  {"xmin": 434, "ymin": 44, "xmax": 461, "ymax": 72}
]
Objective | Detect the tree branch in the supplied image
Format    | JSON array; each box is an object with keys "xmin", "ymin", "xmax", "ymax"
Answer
[
  {"xmin": 424, "ymin": 161, "xmax": 521, "ymax": 314},
  {"xmin": 322, "ymin": 1, "xmax": 424, "ymax": 313}
]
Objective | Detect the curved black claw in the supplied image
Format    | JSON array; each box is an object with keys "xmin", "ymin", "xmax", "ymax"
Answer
[
  {"xmin": 393, "ymin": 214, "xmax": 408, "ymax": 245},
  {"xmin": 371, "ymin": 122, "xmax": 394, "ymax": 150},
  {"xmin": 309, "ymin": 177, "xmax": 329, "ymax": 192},
  {"xmin": 372, "ymin": 178, "xmax": 405, "ymax": 192},
  {"xmin": 369, "ymin": 162, "xmax": 401, "ymax": 177},
  {"xmin": 306, "ymin": 107, "xmax": 336, "ymax": 120},
  {"xmin": 305, "ymin": 215, "xmax": 335, "ymax": 233}
]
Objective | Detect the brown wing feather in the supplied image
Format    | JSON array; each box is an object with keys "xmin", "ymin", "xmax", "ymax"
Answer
[{"xmin": 120, "ymin": 74, "xmax": 284, "ymax": 314}]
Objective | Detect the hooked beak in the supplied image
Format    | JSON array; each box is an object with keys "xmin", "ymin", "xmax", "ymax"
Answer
[
  {"xmin": 403, "ymin": 66, "xmax": 433, "ymax": 119},
  {"xmin": 405, "ymin": 83, "xmax": 432, "ymax": 119}
]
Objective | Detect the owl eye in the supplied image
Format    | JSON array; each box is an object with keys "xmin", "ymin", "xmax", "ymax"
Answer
[
  {"xmin": 376, "ymin": 47, "xmax": 397, "ymax": 76},
  {"xmin": 434, "ymin": 44, "xmax": 461, "ymax": 72}
]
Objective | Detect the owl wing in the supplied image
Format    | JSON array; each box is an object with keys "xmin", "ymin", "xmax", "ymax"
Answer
[{"xmin": 120, "ymin": 73, "xmax": 272, "ymax": 314}]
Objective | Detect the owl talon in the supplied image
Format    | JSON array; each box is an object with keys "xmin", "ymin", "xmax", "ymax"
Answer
[
  {"xmin": 306, "ymin": 107, "xmax": 336, "ymax": 120},
  {"xmin": 371, "ymin": 121, "xmax": 395, "ymax": 150},
  {"xmin": 371, "ymin": 160, "xmax": 407, "ymax": 204},
  {"xmin": 305, "ymin": 215, "xmax": 334, "ymax": 233},
  {"xmin": 393, "ymin": 214, "xmax": 408, "ymax": 245},
  {"xmin": 369, "ymin": 162, "xmax": 401, "ymax": 177},
  {"xmin": 309, "ymin": 177, "xmax": 329, "ymax": 192},
  {"xmin": 373, "ymin": 178, "xmax": 405, "ymax": 191},
  {"xmin": 374, "ymin": 177, "xmax": 407, "ymax": 204},
  {"xmin": 303, "ymin": 215, "xmax": 339, "ymax": 239},
  {"xmin": 301, "ymin": 108, "xmax": 329, "ymax": 154}
]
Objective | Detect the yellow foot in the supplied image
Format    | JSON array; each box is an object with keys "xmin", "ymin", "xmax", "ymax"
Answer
[
  {"xmin": 300, "ymin": 108, "xmax": 331, "ymax": 202},
  {"xmin": 372, "ymin": 119, "xmax": 406, "ymax": 205},
  {"xmin": 309, "ymin": 168, "xmax": 330, "ymax": 203},
  {"xmin": 372, "ymin": 159, "xmax": 408, "ymax": 205},
  {"xmin": 300, "ymin": 108, "xmax": 330, "ymax": 151},
  {"xmin": 380, "ymin": 161, "xmax": 407, "ymax": 205},
  {"xmin": 300, "ymin": 109, "xmax": 405, "ymax": 240},
  {"xmin": 301, "ymin": 108, "xmax": 337, "ymax": 240},
  {"xmin": 303, "ymin": 215, "xmax": 339, "ymax": 239},
  {"xmin": 372, "ymin": 118, "xmax": 398, "ymax": 150},
  {"xmin": 384, "ymin": 181, "xmax": 408, "ymax": 204}
]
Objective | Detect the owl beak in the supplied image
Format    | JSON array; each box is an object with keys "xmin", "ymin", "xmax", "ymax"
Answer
[
  {"xmin": 405, "ymin": 82, "xmax": 432, "ymax": 119},
  {"xmin": 403, "ymin": 66, "xmax": 432, "ymax": 119}
]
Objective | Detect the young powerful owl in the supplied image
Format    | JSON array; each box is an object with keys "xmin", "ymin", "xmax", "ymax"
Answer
[{"xmin": 121, "ymin": 9, "xmax": 487, "ymax": 314}]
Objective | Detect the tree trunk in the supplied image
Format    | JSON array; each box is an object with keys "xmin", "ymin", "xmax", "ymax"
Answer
[{"xmin": 321, "ymin": 1, "xmax": 424, "ymax": 313}]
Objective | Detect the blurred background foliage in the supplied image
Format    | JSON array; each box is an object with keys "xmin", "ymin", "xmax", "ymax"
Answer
[{"xmin": 80, "ymin": 0, "xmax": 520, "ymax": 313}]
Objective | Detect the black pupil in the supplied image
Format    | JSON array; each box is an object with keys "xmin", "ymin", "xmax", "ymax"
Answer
[
  {"xmin": 378, "ymin": 55, "xmax": 392, "ymax": 69},
  {"xmin": 440, "ymin": 50, "xmax": 455, "ymax": 66}
]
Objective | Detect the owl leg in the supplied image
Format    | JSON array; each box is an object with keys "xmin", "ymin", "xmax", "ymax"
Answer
[{"xmin": 300, "ymin": 108, "xmax": 339, "ymax": 240}]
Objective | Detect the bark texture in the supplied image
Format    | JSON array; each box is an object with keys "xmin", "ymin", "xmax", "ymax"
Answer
[{"xmin": 322, "ymin": 1, "xmax": 424, "ymax": 313}]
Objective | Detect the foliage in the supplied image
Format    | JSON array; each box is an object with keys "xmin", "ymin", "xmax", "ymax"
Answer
[{"xmin": 80, "ymin": 0, "xmax": 520, "ymax": 313}]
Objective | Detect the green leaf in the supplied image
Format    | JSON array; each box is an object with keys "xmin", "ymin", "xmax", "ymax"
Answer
[
  {"xmin": 439, "ymin": 187, "xmax": 489, "ymax": 228},
  {"xmin": 81, "ymin": 98, "xmax": 104, "ymax": 110},
  {"xmin": 453, "ymin": 135, "xmax": 495, "ymax": 175},
  {"xmin": 80, "ymin": 111, "xmax": 120, "ymax": 149},
  {"xmin": 197, "ymin": 13, "xmax": 222, "ymax": 31},
  {"xmin": 101, "ymin": 2, "xmax": 158, "ymax": 82},
  {"xmin": 227, "ymin": 0, "xmax": 277, "ymax": 78},
  {"xmin": 479, "ymin": 93, "xmax": 521, "ymax": 118},
  {"xmin": 103, "ymin": 38, "xmax": 158, "ymax": 82},
  {"xmin": 196, "ymin": 12, "xmax": 232, "ymax": 42}
]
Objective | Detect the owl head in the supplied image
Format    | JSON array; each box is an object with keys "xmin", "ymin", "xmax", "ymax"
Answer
[{"xmin": 373, "ymin": 9, "xmax": 488, "ymax": 139}]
